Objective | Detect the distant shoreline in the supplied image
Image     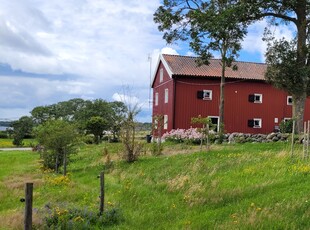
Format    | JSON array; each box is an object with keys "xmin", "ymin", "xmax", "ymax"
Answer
[{"xmin": 0, "ymin": 126, "xmax": 8, "ymax": 131}]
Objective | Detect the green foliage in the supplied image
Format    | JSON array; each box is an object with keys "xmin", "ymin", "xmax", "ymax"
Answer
[
  {"xmin": 35, "ymin": 119, "xmax": 79, "ymax": 173},
  {"xmin": 43, "ymin": 205, "xmax": 122, "ymax": 229},
  {"xmin": 11, "ymin": 116, "xmax": 34, "ymax": 146},
  {"xmin": 86, "ymin": 116, "xmax": 108, "ymax": 144},
  {"xmin": 265, "ymin": 36, "xmax": 310, "ymax": 96},
  {"xmin": 0, "ymin": 131, "xmax": 8, "ymax": 138},
  {"xmin": 280, "ymin": 119, "xmax": 294, "ymax": 134},
  {"xmin": 30, "ymin": 98, "xmax": 127, "ymax": 141}
]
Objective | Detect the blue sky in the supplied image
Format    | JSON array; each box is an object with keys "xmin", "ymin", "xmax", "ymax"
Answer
[{"xmin": 0, "ymin": 0, "xmax": 294, "ymax": 122}]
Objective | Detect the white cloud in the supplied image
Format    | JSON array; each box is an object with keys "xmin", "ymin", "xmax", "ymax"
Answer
[{"xmin": 242, "ymin": 19, "xmax": 295, "ymax": 62}]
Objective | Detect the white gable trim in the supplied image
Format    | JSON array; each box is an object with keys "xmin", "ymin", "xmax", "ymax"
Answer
[{"xmin": 151, "ymin": 54, "xmax": 173, "ymax": 88}]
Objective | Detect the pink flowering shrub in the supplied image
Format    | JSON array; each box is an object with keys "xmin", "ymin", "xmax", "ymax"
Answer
[{"xmin": 162, "ymin": 128, "xmax": 202, "ymax": 144}]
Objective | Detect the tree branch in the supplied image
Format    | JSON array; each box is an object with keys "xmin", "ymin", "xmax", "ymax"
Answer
[{"xmin": 260, "ymin": 12, "xmax": 297, "ymax": 24}]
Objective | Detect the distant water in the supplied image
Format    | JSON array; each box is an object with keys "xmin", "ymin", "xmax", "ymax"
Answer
[{"xmin": 0, "ymin": 126, "xmax": 7, "ymax": 131}]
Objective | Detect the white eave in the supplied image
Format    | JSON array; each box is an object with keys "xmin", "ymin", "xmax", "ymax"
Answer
[{"xmin": 151, "ymin": 54, "xmax": 174, "ymax": 88}]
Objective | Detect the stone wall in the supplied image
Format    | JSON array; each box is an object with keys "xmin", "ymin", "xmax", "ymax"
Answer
[{"xmin": 222, "ymin": 132, "xmax": 290, "ymax": 143}]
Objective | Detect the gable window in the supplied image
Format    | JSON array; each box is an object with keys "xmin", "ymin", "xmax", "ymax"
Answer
[
  {"xmin": 155, "ymin": 92, "xmax": 158, "ymax": 106},
  {"xmin": 197, "ymin": 90, "xmax": 212, "ymax": 100},
  {"xmin": 165, "ymin": 89, "xmax": 168, "ymax": 103},
  {"xmin": 248, "ymin": 94, "xmax": 262, "ymax": 103},
  {"xmin": 287, "ymin": 96, "xmax": 293, "ymax": 105},
  {"xmin": 248, "ymin": 118, "xmax": 262, "ymax": 128},
  {"xmin": 164, "ymin": 115, "xmax": 168, "ymax": 129},
  {"xmin": 160, "ymin": 68, "xmax": 163, "ymax": 83}
]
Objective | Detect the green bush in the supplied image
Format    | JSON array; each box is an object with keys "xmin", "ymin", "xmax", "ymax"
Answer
[
  {"xmin": 280, "ymin": 119, "xmax": 293, "ymax": 133},
  {"xmin": 43, "ymin": 205, "xmax": 123, "ymax": 229},
  {"xmin": 0, "ymin": 131, "xmax": 8, "ymax": 138}
]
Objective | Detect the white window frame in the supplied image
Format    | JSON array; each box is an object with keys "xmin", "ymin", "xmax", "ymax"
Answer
[
  {"xmin": 164, "ymin": 89, "xmax": 168, "ymax": 103},
  {"xmin": 253, "ymin": 118, "xmax": 262, "ymax": 128},
  {"xmin": 160, "ymin": 68, "xmax": 163, "ymax": 83},
  {"xmin": 287, "ymin": 96, "xmax": 293, "ymax": 105},
  {"xmin": 155, "ymin": 92, "xmax": 158, "ymax": 106},
  {"xmin": 284, "ymin": 117, "xmax": 292, "ymax": 122},
  {"xmin": 164, "ymin": 115, "xmax": 168, "ymax": 130},
  {"xmin": 208, "ymin": 116, "xmax": 219, "ymax": 132},
  {"xmin": 203, "ymin": 90, "xmax": 212, "ymax": 100},
  {"xmin": 254, "ymin": 94, "xmax": 262, "ymax": 103}
]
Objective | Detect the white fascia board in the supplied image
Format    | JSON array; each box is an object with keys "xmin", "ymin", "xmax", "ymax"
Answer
[{"xmin": 151, "ymin": 54, "xmax": 173, "ymax": 88}]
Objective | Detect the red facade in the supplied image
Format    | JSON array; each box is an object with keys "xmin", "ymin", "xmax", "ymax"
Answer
[{"xmin": 152, "ymin": 54, "xmax": 310, "ymax": 135}]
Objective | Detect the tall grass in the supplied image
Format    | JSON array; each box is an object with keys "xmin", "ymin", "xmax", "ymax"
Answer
[{"xmin": 1, "ymin": 141, "xmax": 310, "ymax": 229}]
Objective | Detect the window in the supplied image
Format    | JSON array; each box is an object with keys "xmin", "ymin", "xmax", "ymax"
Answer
[
  {"xmin": 203, "ymin": 90, "xmax": 212, "ymax": 100},
  {"xmin": 164, "ymin": 89, "xmax": 168, "ymax": 103},
  {"xmin": 197, "ymin": 90, "xmax": 212, "ymax": 100},
  {"xmin": 248, "ymin": 118, "xmax": 262, "ymax": 128},
  {"xmin": 160, "ymin": 68, "xmax": 163, "ymax": 83},
  {"xmin": 287, "ymin": 96, "xmax": 293, "ymax": 105},
  {"xmin": 155, "ymin": 92, "xmax": 158, "ymax": 106},
  {"xmin": 248, "ymin": 94, "xmax": 262, "ymax": 103},
  {"xmin": 164, "ymin": 115, "xmax": 168, "ymax": 129},
  {"xmin": 209, "ymin": 116, "xmax": 219, "ymax": 132}
]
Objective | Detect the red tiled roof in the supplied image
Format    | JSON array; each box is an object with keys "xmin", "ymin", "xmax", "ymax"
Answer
[{"xmin": 162, "ymin": 54, "xmax": 266, "ymax": 80}]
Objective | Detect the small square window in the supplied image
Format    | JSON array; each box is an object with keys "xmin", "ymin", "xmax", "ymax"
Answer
[
  {"xmin": 203, "ymin": 90, "xmax": 212, "ymax": 100},
  {"xmin": 254, "ymin": 94, "xmax": 262, "ymax": 103},
  {"xmin": 248, "ymin": 118, "xmax": 262, "ymax": 128},
  {"xmin": 253, "ymin": 118, "xmax": 262, "ymax": 128},
  {"xmin": 287, "ymin": 96, "xmax": 293, "ymax": 105}
]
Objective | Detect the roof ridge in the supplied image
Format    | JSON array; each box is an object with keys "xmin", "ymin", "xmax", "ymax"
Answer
[{"xmin": 162, "ymin": 53, "xmax": 266, "ymax": 65}]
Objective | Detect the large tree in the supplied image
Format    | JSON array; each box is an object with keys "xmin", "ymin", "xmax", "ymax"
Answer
[
  {"xmin": 154, "ymin": 0, "xmax": 247, "ymax": 137},
  {"xmin": 233, "ymin": 0, "xmax": 310, "ymax": 133}
]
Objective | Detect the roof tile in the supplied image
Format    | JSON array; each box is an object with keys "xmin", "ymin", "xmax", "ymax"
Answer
[{"xmin": 162, "ymin": 54, "xmax": 266, "ymax": 80}]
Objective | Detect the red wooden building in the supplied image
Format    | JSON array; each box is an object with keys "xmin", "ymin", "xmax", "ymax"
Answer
[{"xmin": 151, "ymin": 54, "xmax": 310, "ymax": 135}]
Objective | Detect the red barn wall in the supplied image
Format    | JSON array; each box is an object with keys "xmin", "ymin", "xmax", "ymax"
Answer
[
  {"xmin": 152, "ymin": 62, "xmax": 174, "ymax": 133},
  {"xmin": 152, "ymin": 62, "xmax": 310, "ymax": 135},
  {"xmin": 174, "ymin": 77, "xmax": 293, "ymax": 134}
]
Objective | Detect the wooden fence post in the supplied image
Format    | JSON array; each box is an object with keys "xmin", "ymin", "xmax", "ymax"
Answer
[
  {"xmin": 303, "ymin": 122, "xmax": 307, "ymax": 159},
  {"xmin": 24, "ymin": 183, "xmax": 33, "ymax": 230},
  {"xmin": 99, "ymin": 171, "xmax": 105, "ymax": 215},
  {"xmin": 291, "ymin": 120, "xmax": 295, "ymax": 158}
]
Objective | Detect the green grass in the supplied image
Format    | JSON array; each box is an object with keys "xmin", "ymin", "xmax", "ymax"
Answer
[
  {"xmin": 0, "ymin": 138, "xmax": 37, "ymax": 148},
  {"xmin": 1, "ymin": 141, "xmax": 310, "ymax": 229}
]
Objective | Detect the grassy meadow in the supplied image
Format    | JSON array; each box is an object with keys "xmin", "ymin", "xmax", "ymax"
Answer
[
  {"xmin": 0, "ymin": 139, "xmax": 36, "ymax": 148},
  {"xmin": 1, "ymin": 141, "xmax": 310, "ymax": 229}
]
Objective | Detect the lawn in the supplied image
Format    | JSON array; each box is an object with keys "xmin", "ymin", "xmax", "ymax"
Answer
[
  {"xmin": 0, "ymin": 139, "xmax": 37, "ymax": 148},
  {"xmin": 1, "ymin": 141, "xmax": 310, "ymax": 229}
]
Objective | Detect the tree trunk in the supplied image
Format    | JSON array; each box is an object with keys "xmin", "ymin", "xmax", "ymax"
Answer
[
  {"xmin": 293, "ymin": 93, "xmax": 307, "ymax": 133},
  {"xmin": 295, "ymin": 2, "xmax": 308, "ymax": 133},
  {"xmin": 55, "ymin": 154, "xmax": 59, "ymax": 173},
  {"xmin": 63, "ymin": 149, "xmax": 67, "ymax": 176},
  {"xmin": 219, "ymin": 57, "xmax": 226, "ymax": 143}
]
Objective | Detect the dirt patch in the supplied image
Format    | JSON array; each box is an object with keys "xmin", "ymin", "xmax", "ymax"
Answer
[
  {"xmin": 0, "ymin": 209, "xmax": 43, "ymax": 229},
  {"xmin": 4, "ymin": 174, "xmax": 43, "ymax": 190}
]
